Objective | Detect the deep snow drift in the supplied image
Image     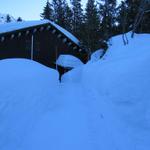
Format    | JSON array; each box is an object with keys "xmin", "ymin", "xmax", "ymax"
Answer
[
  {"xmin": 0, "ymin": 59, "xmax": 59, "ymax": 150},
  {"xmin": 62, "ymin": 33, "xmax": 150, "ymax": 150},
  {"xmin": 0, "ymin": 33, "xmax": 150, "ymax": 150}
]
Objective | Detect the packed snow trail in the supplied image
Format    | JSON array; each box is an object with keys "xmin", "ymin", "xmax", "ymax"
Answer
[{"xmin": 19, "ymin": 83, "xmax": 118, "ymax": 150}]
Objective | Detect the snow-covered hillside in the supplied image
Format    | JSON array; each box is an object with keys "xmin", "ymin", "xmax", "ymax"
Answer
[
  {"xmin": 0, "ymin": 13, "xmax": 16, "ymax": 24},
  {"xmin": 63, "ymin": 33, "xmax": 150, "ymax": 150},
  {"xmin": 0, "ymin": 33, "xmax": 150, "ymax": 150}
]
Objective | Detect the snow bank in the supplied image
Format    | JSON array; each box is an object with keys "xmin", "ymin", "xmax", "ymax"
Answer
[
  {"xmin": 103, "ymin": 32, "xmax": 150, "ymax": 61},
  {"xmin": 89, "ymin": 49, "xmax": 104, "ymax": 63},
  {"xmin": 0, "ymin": 59, "xmax": 59, "ymax": 150},
  {"xmin": 63, "ymin": 33, "xmax": 150, "ymax": 150}
]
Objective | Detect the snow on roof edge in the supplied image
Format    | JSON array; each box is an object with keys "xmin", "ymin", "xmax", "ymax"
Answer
[{"xmin": 0, "ymin": 19, "xmax": 80, "ymax": 45}]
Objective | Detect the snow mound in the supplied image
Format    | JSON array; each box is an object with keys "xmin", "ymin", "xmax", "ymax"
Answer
[
  {"xmin": 103, "ymin": 32, "xmax": 150, "ymax": 61},
  {"xmin": 89, "ymin": 49, "xmax": 104, "ymax": 63},
  {"xmin": 56, "ymin": 55, "xmax": 83, "ymax": 68},
  {"xmin": 63, "ymin": 33, "xmax": 150, "ymax": 150},
  {"xmin": 0, "ymin": 58, "xmax": 59, "ymax": 80},
  {"xmin": 0, "ymin": 59, "xmax": 59, "ymax": 150}
]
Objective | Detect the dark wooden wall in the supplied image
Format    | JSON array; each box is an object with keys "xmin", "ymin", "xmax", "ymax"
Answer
[{"xmin": 0, "ymin": 27, "xmax": 88, "ymax": 77}]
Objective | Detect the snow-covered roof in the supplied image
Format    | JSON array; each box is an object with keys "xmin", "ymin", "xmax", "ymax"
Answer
[
  {"xmin": 0, "ymin": 20, "xmax": 49, "ymax": 34},
  {"xmin": 56, "ymin": 55, "xmax": 83, "ymax": 68},
  {"xmin": 0, "ymin": 20, "xmax": 80, "ymax": 45},
  {"xmin": 49, "ymin": 21, "xmax": 80, "ymax": 45}
]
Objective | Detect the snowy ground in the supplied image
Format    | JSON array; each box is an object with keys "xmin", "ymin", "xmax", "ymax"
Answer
[{"xmin": 0, "ymin": 33, "xmax": 150, "ymax": 150}]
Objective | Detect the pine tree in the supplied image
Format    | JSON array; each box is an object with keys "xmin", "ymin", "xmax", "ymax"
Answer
[
  {"xmin": 125, "ymin": 0, "xmax": 141, "ymax": 31},
  {"xmin": 84, "ymin": 0, "xmax": 100, "ymax": 51},
  {"xmin": 132, "ymin": 0, "xmax": 150, "ymax": 36},
  {"xmin": 6, "ymin": 14, "xmax": 11, "ymax": 23},
  {"xmin": 64, "ymin": 5, "xmax": 73, "ymax": 32},
  {"xmin": 17, "ymin": 17, "xmax": 22, "ymax": 22},
  {"xmin": 41, "ymin": 0, "xmax": 54, "ymax": 20},
  {"xmin": 99, "ymin": 0, "xmax": 117, "ymax": 41},
  {"xmin": 52, "ymin": 0, "xmax": 66, "ymax": 27},
  {"xmin": 116, "ymin": 1, "xmax": 129, "ymax": 44},
  {"xmin": 141, "ymin": 1, "xmax": 150, "ymax": 33},
  {"xmin": 117, "ymin": 0, "xmax": 150, "ymax": 36},
  {"xmin": 71, "ymin": 0, "xmax": 84, "ymax": 38}
]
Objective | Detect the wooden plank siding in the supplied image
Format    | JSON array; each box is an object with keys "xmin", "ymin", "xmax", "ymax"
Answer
[{"xmin": 0, "ymin": 22, "xmax": 88, "ymax": 74}]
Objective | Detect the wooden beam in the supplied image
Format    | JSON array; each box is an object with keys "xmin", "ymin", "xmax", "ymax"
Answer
[
  {"xmin": 1, "ymin": 37, "xmax": 5, "ymax": 42},
  {"xmin": 11, "ymin": 34, "xmax": 15, "ymax": 39},
  {"xmin": 40, "ymin": 27, "xmax": 44, "ymax": 31},
  {"xmin": 73, "ymin": 46, "xmax": 78, "ymax": 50},
  {"xmin": 31, "ymin": 35, "xmax": 34, "ymax": 60},
  {"xmin": 57, "ymin": 34, "xmax": 62, "ymax": 38},
  {"xmin": 33, "ymin": 28, "xmax": 37, "ymax": 33},
  {"xmin": 52, "ymin": 29, "xmax": 56, "ymax": 34},
  {"xmin": 46, "ymin": 25, "xmax": 51, "ymax": 30},
  {"xmin": 26, "ymin": 30, "xmax": 30, "ymax": 35},
  {"xmin": 67, "ymin": 42, "xmax": 72, "ymax": 46},
  {"xmin": 63, "ymin": 38, "xmax": 67, "ymax": 43},
  {"xmin": 18, "ymin": 32, "xmax": 22, "ymax": 37}
]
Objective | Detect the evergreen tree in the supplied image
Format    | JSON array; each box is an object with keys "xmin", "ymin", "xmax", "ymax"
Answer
[
  {"xmin": 84, "ymin": 0, "xmax": 100, "ymax": 51},
  {"xmin": 141, "ymin": 1, "xmax": 150, "ymax": 33},
  {"xmin": 41, "ymin": 0, "xmax": 54, "ymax": 20},
  {"xmin": 116, "ymin": 1, "xmax": 129, "ymax": 44},
  {"xmin": 132, "ymin": 0, "xmax": 150, "ymax": 36},
  {"xmin": 6, "ymin": 14, "xmax": 11, "ymax": 23},
  {"xmin": 52, "ymin": 0, "xmax": 66, "ymax": 27},
  {"xmin": 99, "ymin": 0, "xmax": 117, "ymax": 41},
  {"xmin": 71, "ymin": 0, "xmax": 84, "ymax": 38},
  {"xmin": 17, "ymin": 17, "xmax": 22, "ymax": 22},
  {"xmin": 125, "ymin": 0, "xmax": 140, "ymax": 31},
  {"xmin": 64, "ymin": 5, "xmax": 73, "ymax": 32},
  {"xmin": 117, "ymin": 0, "xmax": 150, "ymax": 36}
]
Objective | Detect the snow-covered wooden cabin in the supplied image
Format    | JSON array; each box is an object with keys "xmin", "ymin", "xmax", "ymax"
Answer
[{"xmin": 0, "ymin": 20, "xmax": 88, "ymax": 70}]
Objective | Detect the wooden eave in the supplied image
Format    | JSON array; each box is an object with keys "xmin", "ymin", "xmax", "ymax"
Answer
[{"xmin": 0, "ymin": 22, "xmax": 82, "ymax": 52}]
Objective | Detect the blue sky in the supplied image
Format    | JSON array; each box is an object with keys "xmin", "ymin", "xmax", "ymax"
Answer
[{"xmin": 0, "ymin": 0, "xmax": 46, "ymax": 20}]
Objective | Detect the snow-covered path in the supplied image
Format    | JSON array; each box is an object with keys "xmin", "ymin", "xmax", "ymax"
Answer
[{"xmin": 19, "ymin": 82, "xmax": 118, "ymax": 150}]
